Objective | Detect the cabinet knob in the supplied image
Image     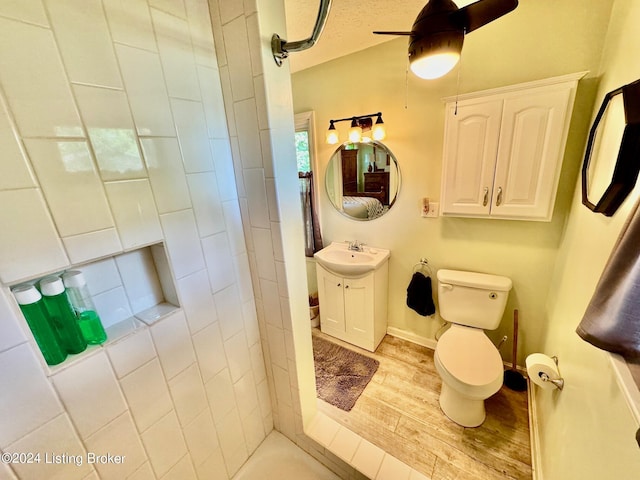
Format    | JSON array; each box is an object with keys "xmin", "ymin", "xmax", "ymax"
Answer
[
  {"xmin": 337, "ymin": 283, "xmax": 341, "ymax": 287},
  {"xmin": 483, "ymin": 187, "xmax": 489, "ymax": 206},
  {"xmin": 345, "ymin": 285, "xmax": 349, "ymax": 289},
  {"xmin": 496, "ymin": 186, "xmax": 503, "ymax": 206}
]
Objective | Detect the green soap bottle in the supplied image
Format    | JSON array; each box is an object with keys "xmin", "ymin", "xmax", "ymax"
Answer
[
  {"xmin": 13, "ymin": 285, "xmax": 67, "ymax": 366},
  {"xmin": 40, "ymin": 276, "xmax": 87, "ymax": 354},
  {"xmin": 62, "ymin": 270, "xmax": 107, "ymax": 344}
]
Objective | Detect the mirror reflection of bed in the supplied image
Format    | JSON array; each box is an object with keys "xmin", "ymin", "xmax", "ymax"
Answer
[{"xmin": 326, "ymin": 141, "xmax": 400, "ymax": 221}]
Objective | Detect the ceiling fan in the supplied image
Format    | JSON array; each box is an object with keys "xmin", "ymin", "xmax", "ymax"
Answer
[{"xmin": 374, "ymin": 0, "xmax": 518, "ymax": 80}]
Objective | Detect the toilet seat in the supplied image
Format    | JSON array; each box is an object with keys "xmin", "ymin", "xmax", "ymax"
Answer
[{"xmin": 435, "ymin": 324, "xmax": 503, "ymax": 398}]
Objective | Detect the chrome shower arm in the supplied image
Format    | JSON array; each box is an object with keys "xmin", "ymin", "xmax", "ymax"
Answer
[{"xmin": 272, "ymin": 0, "xmax": 332, "ymax": 66}]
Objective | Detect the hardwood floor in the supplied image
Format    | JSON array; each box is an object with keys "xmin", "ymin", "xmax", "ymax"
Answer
[{"xmin": 313, "ymin": 330, "xmax": 532, "ymax": 480}]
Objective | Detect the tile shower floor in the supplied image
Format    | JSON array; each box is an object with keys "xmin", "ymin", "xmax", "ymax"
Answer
[{"xmin": 314, "ymin": 330, "xmax": 532, "ymax": 480}]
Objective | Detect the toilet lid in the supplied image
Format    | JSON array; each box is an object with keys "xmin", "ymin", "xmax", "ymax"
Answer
[{"xmin": 436, "ymin": 326, "xmax": 503, "ymax": 387}]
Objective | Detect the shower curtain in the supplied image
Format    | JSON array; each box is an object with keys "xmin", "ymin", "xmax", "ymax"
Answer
[
  {"xmin": 577, "ymin": 196, "xmax": 640, "ymax": 358},
  {"xmin": 299, "ymin": 172, "xmax": 323, "ymax": 257}
]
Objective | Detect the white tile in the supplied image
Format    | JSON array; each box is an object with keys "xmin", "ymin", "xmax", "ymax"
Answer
[
  {"xmin": 104, "ymin": 179, "xmax": 163, "ymax": 249},
  {"xmin": 224, "ymin": 331, "xmax": 251, "ymax": 383},
  {"xmin": 186, "ymin": 172, "xmax": 225, "ymax": 238},
  {"xmin": 195, "ymin": 448, "xmax": 226, "ymax": 479},
  {"xmin": 222, "ymin": 200, "xmax": 246, "ymax": 255},
  {"xmin": 149, "ymin": 0, "xmax": 186, "ymax": 19},
  {"xmin": 45, "ymin": 0, "xmax": 122, "ymax": 88},
  {"xmin": 218, "ymin": 0, "xmax": 243, "ymax": 24},
  {"xmin": 249, "ymin": 342, "xmax": 266, "ymax": 384},
  {"xmin": 92, "ymin": 286, "xmax": 133, "ymax": 328},
  {"xmin": 171, "ymin": 99, "xmax": 215, "ymax": 173},
  {"xmin": 177, "ymin": 270, "xmax": 218, "ymax": 334},
  {"xmin": 201, "ymin": 232, "xmax": 235, "ymax": 294},
  {"xmin": 307, "ymin": 414, "xmax": 342, "ymax": 448},
  {"xmin": 120, "ymin": 359, "xmax": 173, "ymax": 432},
  {"xmin": 409, "ymin": 469, "xmax": 431, "ymax": 480},
  {"xmin": 235, "ymin": 254, "xmax": 254, "ymax": 304},
  {"xmin": 183, "ymin": 409, "xmax": 219, "ymax": 467},
  {"xmin": 251, "ymin": 227, "xmax": 277, "ymax": 281},
  {"xmin": 0, "ymin": 103, "xmax": 35, "ymax": 191},
  {"xmin": 260, "ymin": 279, "xmax": 283, "ymax": 328},
  {"xmin": 103, "ymin": 0, "xmax": 156, "ymax": 51},
  {"xmin": 168, "ymin": 363, "xmax": 208, "ymax": 427},
  {"xmin": 221, "ymin": 16, "xmax": 253, "ymax": 101},
  {"xmin": 162, "ymin": 454, "xmax": 198, "ymax": 480},
  {"xmin": 242, "ymin": 299, "xmax": 259, "ymax": 346},
  {"xmin": 214, "ymin": 284, "xmax": 244, "ymax": 341},
  {"xmin": 234, "ymin": 98, "xmax": 262, "ymax": 169},
  {"xmin": 150, "ymin": 310, "xmax": 196, "ymax": 380},
  {"xmin": 0, "ymin": 0, "xmax": 48, "ymax": 26},
  {"xmin": 243, "ymin": 168, "xmax": 270, "ymax": 228},
  {"xmin": 232, "ymin": 370, "xmax": 258, "ymax": 419},
  {"xmin": 78, "ymin": 258, "xmax": 122, "ymax": 296},
  {"xmin": 377, "ymin": 455, "xmax": 412, "ymax": 480},
  {"xmin": 192, "ymin": 321, "xmax": 226, "ymax": 383},
  {"xmin": 51, "ymin": 351, "xmax": 127, "ymax": 439},
  {"xmin": 329, "ymin": 427, "xmax": 362, "ymax": 463},
  {"xmin": 0, "ymin": 292, "xmax": 27, "ymax": 353},
  {"xmin": 159, "ymin": 209, "xmax": 206, "ymax": 279},
  {"xmin": 271, "ymin": 364, "xmax": 292, "ymax": 407},
  {"xmin": 211, "ymin": 139, "xmax": 238, "ymax": 201},
  {"xmin": 246, "ymin": 14, "xmax": 262, "ymax": 77},
  {"xmin": 115, "ymin": 249, "xmax": 164, "ymax": 314},
  {"xmin": 150, "ymin": 244, "xmax": 179, "ymax": 305},
  {"xmin": 185, "ymin": 0, "xmax": 217, "ymax": 68},
  {"xmin": 0, "ymin": 344, "xmax": 63, "ymax": 447},
  {"xmin": 216, "ymin": 408, "xmax": 247, "ymax": 473},
  {"xmin": 240, "ymin": 406, "xmax": 265, "ymax": 454},
  {"xmin": 115, "ymin": 44, "xmax": 175, "ymax": 136},
  {"xmin": 135, "ymin": 303, "xmax": 180, "ymax": 326},
  {"xmin": 256, "ymin": 379, "xmax": 272, "ymax": 426},
  {"xmin": 205, "ymin": 368, "xmax": 235, "ymax": 424},
  {"xmin": 196, "ymin": 66, "xmax": 228, "ymax": 139},
  {"xmin": 140, "ymin": 411, "xmax": 187, "ymax": 478},
  {"xmin": 0, "ymin": 462, "xmax": 17, "ymax": 480},
  {"xmin": 352, "ymin": 438, "xmax": 385, "ymax": 480},
  {"xmin": 151, "ymin": 8, "xmax": 199, "ymax": 101},
  {"xmin": 270, "ymin": 222, "xmax": 284, "ymax": 262},
  {"xmin": 265, "ymin": 178, "xmax": 280, "ymax": 221},
  {"xmin": 0, "ymin": 189, "xmax": 69, "ymax": 284},
  {"xmin": 259, "ymin": 130, "xmax": 274, "ymax": 178},
  {"xmin": 73, "ymin": 85, "xmax": 146, "ymax": 181},
  {"xmin": 140, "ymin": 137, "xmax": 192, "ymax": 214},
  {"xmin": 62, "ymin": 229, "xmax": 122, "ymax": 265},
  {"xmin": 106, "ymin": 328, "xmax": 156, "ymax": 378},
  {"xmin": 5, "ymin": 414, "xmax": 92, "ymax": 480},
  {"xmin": 0, "ymin": 18, "xmax": 82, "ymax": 137},
  {"xmin": 84, "ymin": 412, "xmax": 147, "ymax": 479},
  {"xmin": 217, "ymin": 67, "xmax": 235, "ymax": 136},
  {"xmin": 127, "ymin": 462, "xmax": 155, "ymax": 480},
  {"xmin": 25, "ymin": 139, "xmax": 114, "ymax": 237},
  {"xmin": 230, "ymin": 138, "xmax": 245, "ymax": 198}
]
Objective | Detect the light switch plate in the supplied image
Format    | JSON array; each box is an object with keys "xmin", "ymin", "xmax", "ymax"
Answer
[{"xmin": 422, "ymin": 202, "xmax": 439, "ymax": 218}]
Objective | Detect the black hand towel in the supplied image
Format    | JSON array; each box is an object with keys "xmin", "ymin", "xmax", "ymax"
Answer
[{"xmin": 406, "ymin": 272, "xmax": 436, "ymax": 316}]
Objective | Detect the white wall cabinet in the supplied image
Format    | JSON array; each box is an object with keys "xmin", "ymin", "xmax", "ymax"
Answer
[
  {"xmin": 316, "ymin": 262, "xmax": 388, "ymax": 352},
  {"xmin": 441, "ymin": 72, "xmax": 586, "ymax": 221}
]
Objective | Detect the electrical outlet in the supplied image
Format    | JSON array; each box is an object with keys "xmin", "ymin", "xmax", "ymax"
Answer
[{"xmin": 422, "ymin": 202, "xmax": 439, "ymax": 218}]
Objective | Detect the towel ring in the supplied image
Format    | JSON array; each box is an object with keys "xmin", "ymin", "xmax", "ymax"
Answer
[{"xmin": 412, "ymin": 258, "xmax": 433, "ymax": 276}]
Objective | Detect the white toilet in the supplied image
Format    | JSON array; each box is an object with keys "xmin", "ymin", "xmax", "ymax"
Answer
[{"xmin": 434, "ymin": 269, "xmax": 512, "ymax": 427}]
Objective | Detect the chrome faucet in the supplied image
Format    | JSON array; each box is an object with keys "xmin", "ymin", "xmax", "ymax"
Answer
[{"xmin": 347, "ymin": 240, "xmax": 365, "ymax": 252}]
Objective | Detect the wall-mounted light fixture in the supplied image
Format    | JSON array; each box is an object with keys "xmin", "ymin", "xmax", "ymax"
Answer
[{"xmin": 325, "ymin": 112, "xmax": 386, "ymax": 145}]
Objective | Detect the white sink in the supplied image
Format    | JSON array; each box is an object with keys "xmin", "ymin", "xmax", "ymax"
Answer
[{"xmin": 314, "ymin": 242, "xmax": 390, "ymax": 277}]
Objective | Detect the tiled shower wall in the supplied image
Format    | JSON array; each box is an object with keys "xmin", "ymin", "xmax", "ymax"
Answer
[{"xmin": 0, "ymin": 0, "xmax": 272, "ymax": 479}]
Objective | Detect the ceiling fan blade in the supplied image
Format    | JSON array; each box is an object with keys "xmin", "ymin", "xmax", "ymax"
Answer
[
  {"xmin": 451, "ymin": 0, "xmax": 518, "ymax": 34},
  {"xmin": 373, "ymin": 31, "xmax": 412, "ymax": 36}
]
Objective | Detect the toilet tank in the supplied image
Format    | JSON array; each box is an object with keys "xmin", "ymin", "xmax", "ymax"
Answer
[{"xmin": 437, "ymin": 269, "xmax": 512, "ymax": 330}]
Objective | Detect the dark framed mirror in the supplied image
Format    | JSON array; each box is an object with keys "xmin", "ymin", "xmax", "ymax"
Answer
[
  {"xmin": 325, "ymin": 141, "xmax": 401, "ymax": 221},
  {"xmin": 582, "ymin": 79, "xmax": 640, "ymax": 216}
]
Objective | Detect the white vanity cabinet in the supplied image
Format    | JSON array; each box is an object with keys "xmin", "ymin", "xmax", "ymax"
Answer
[
  {"xmin": 316, "ymin": 262, "xmax": 388, "ymax": 352},
  {"xmin": 441, "ymin": 72, "xmax": 586, "ymax": 221}
]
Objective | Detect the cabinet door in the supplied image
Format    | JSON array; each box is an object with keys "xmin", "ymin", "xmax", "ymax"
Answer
[
  {"xmin": 344, "ymin": 274, "xmax": 374, "ymax": 344},
  {"xmin": 491, "ymin": 87, "xmax": 572, "ymax": 220},
  {"xmin": 441, "ymin": 100, "xmax": 503, "ymax": 216},
  {"xmin": 317, "ymin": 266, "xmax": 345, "ymax": 335}
]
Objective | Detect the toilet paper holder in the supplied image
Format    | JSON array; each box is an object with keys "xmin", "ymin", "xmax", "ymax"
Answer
[{"xmin": 537, "ymin": 356, "xmax": 564, "ymax": 391}]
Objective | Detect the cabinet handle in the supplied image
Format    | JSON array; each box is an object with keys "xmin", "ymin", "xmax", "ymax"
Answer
[
  {"xmin": 496, "ymin": 186, "xmax": 503, "ymax": 206},
  {"xmin": 483, "ymin": 187, "xmax": 489, "ymax": 206}
]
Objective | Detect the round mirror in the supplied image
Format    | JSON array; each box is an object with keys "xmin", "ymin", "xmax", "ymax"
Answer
[{"xmin": 325, "ymin": 141, "xmax": 401, "ymax": 220}]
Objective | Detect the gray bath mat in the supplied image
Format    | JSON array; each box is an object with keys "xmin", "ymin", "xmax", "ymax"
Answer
[{"xmin": 312, "ymin": 335, "xmax": 379, "ymax": 412}]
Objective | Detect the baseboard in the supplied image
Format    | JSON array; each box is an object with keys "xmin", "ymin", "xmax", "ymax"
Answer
[
  {"xmin": 528, "ymin": 383, "xmax": 543, "ymax": 480},
  {"xmin": 386, "ymin": 326, "xmax": 438, "ymax": 350}
]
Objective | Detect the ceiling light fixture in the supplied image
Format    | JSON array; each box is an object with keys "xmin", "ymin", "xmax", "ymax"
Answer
[{"xmin": 325, "ymin": 112, "xmax": 385, "ymax": 145}]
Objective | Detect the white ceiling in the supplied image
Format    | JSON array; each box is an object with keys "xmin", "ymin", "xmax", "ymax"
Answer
[{"xmin": 283, "ymin": 0, "xmax": 476, "ymax": 73}]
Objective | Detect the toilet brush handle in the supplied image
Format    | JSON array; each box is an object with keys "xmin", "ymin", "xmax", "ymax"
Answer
[{"xmin": 512, "ymin": 309, "xmax": 518, "ymax": 371}]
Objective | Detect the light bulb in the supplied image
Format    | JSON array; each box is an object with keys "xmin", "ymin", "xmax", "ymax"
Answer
[
  {"xmin": 348, "ymin": 126, "xmax": 362, "ymax": 143},
  {"xmin": 410, "ymin": 52, "xmax": 460, "ymax": 80},
  {"xmin": 372, "ymin": 123, "xmax": 386, "ymax": 141},
  {"xmin": 326, "ymin": 129, "xmax": 339, "ymax": 145}
]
